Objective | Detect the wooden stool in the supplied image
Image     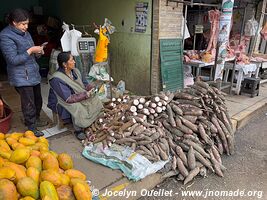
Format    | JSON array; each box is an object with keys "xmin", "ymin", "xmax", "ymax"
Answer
[{"xmin": 240, "ymin": 77, "xmax": 260, "ymax": 97}]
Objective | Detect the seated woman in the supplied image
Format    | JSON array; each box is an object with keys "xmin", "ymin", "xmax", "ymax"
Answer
[{"xmin": 48, "ymin": 51, "xmax": 103, "ymax": 140}]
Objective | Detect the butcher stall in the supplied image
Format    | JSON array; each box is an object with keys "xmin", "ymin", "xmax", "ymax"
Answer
[{"xmin": 177, "ymin": 0, "xmax": 267, "ymax": 94}]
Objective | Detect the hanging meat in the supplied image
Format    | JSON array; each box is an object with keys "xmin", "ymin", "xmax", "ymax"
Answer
[
  {"xmin": 206, "ymin": 9, "xmax": 220, "ymax": 52},
  {"xmin": 260, "ymin": 22, "xmax": 267, "ymax": 40}
]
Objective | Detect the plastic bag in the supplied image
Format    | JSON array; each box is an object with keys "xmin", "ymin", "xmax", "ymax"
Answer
[
  {"xmin": 95, "ymin": 27, "xmax": 109, "ymax": 63},
  {"xmin": 97, "ymin": 84, "xmax": 110, "ymax": 100},
  {"xmin": 60, "ymin": 22, "xmax": 71, "ymax": 51},
  {"xmin": 117, "ymin": 80, "xmax": 125, "ymax": 95},
  {"xmin": 48, "ymin": 49, "xmax": 61, "ymax": 77},
  {"xmin": 88, "ymin": 62, "xmax": 113, "ymax": 81},
  {"xmin": 82, "ymin": 143, "xmax": 168, "ymax": 181}
]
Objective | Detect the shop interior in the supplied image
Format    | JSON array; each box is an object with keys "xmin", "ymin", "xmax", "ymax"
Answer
[{"xmin": 181, "ymin": 0, "xmax": 267, "ymax": 95}]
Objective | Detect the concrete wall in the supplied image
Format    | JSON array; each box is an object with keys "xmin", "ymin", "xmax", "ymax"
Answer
[{"xmin": 50, "ymin": 0, "xmax": 152, "ymax": 95}]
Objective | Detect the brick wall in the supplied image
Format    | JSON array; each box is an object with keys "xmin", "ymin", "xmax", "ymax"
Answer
[{"xmin": 150, "ymin": 0, "xmax": 183, "ymax": 94}]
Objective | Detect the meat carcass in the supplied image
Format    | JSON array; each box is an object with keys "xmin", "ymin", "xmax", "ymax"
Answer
[
  {"xmin": 260, "ymin": 22, "xmax": 267, "ymax": 40},
  {"xmin": 206, "ymin": 9, "xmax": 220, "ymax": 52}
]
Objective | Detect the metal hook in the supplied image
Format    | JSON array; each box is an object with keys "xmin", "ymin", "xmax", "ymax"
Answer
[
  {"xmin": 83, "ymin": 26, "xmax": 89, "ymax": 35},
  {"xmin": 71, "ymin": 24, "xmax": 75, "ymax": 29}
]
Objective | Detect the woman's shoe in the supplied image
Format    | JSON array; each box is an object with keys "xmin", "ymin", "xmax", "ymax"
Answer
[
  {"xmin": 74, "ymin": 131, "xmax": 86, "ymax": 140},
  {"xmin": 32, "ymin": 129, "xmax": 44, "ymax": 137}
]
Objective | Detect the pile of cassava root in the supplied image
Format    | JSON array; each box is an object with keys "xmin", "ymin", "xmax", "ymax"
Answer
[{"xmin": 82, "ymin": 81, "xmax": 234, "ymax": 185}]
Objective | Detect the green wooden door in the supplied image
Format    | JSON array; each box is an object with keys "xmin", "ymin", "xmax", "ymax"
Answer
[{"xmin": 160, "ymin": 39, "xmax": 184, "ymax": 92}]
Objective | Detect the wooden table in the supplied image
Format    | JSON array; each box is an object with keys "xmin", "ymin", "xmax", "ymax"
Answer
[
  {"xmin": 223, "ymin": 61, "xmax": 261, "ymax": 95},
  {"xmin": 184, "ymin": 57, "xmax": 235, "ymax": 80}
]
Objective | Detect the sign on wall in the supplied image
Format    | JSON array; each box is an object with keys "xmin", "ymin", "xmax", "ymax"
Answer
[{"xmin": 135, "ymin": 2, "xmax": 149, "ymax": 33}]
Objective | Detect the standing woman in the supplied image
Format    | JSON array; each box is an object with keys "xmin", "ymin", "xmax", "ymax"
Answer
[{"xmin": 0, "ymin": 8, "xmax": 47, "ymax": 136}]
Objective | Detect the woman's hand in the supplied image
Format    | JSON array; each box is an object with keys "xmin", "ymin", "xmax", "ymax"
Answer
[
  {"xmin": 27, "ymin": 46, "xmax": 44, "ymax": 55},
  {"xmin": 86, "ymin": 88, "xmax": 96, "ymax": 98}
]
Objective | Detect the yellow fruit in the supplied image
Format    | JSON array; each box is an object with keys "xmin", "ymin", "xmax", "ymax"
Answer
[
  {"xmin": 26, "ymin": 156, "xmax": 42, "ymax": 172},
  {"xmin": 38, "ymin": 137, "xmax": 49, "ymax": 147},
  {"xmin": 49, "ymin": 151, "xmax": 58, "ymax": 158},
  {"xmin": 56, "ymin": 185, "xmax": 75, "ymax": 200},
  {"xmin": 25, "ymin": 134, "xmax": 38, "ymax": 143},
  {"xmin": 0, "ymin": 132, "xmax": 5, "ymax": 139},
  {"xmin": 6, "ymin": 137, "xmax": 18, "ymax": 146},
  {"xmin": 24, "ymin": 130, "xmax": 35, "ymax": 137},
  {"xmin": 40, "ymin": 181, "xmax": 59, "ymax": 200},
  {"xmin": 40, "ymin": 151, "xmax": 52, "ymax": 160},
  {"xmin": 58, "ymin": 168, "xmax": 64, "ymax": 174},
  {"xmin": 57, "ymin": 153, "xmax": 73, "ymax": 170},
  {"xmin": 3, "ymin": 162, "xmax": 27, "ymax": 183},
  {"xmin": 43, "ymin": 155, "xmax": 59, "ymax": 170},
  {"xmin": 7, "ymin": 132, "xmax": 24, "ymax": 140},
  {"xmin": 69, "ymin": 178, "xmax": 89, "ymax": 188},
  {"xmin": 0, "ymin": 179, "xmax": 18, "ymax": 200},
  {"xmin": 17, "ymin": 177, "xmax": 39, "ymax": 199},
  {"xmin": 19, "ymin": 196, "xmax": 35, "ymax": 200},
  {"xmin": 0, "ymin": 139, "xmax": 11, "ymax": 151},
  {"xmin": 9, "ymin": 148, "xmax": 30, "ymax": 164},
  {"xmin": 39, "ymin": 146, "xmax": 49, "ymax": 152},
  {"xmin": 40, "ymin": 169, "xmax": 61, "ymax": 187},
  {"xmin": 42, "ymin": 196, "xmax": 53, "ymax": 200},
  {"xmin": 65, "ymin": 169, "xmax": 86, "ymax": 181},
  {"xmin": 73, "ymin": 182, "xmax": 92, "ymax": 200},
  {"xmin": 0, "ymin": 156, "xmax": 5, "ymax": 167},
  {"xmin": 34, "ymin": 142, "xmax": 49, "ymax": 152},
  {"xmin": 19, "ymin": 138, "xmax": 35, "ymax": 146},
  {"xmin": 26, "ymin": 167, "xmax": 40, "ymax": 184},
  {"xmin": 0, "ymin": 148, "xmax": 12, "ymax": 159},
  {"xmin": 11, "ymin": 142, "xmax": 26, "ymax": 150},
  {"xmin": 30, "ymin": 150, "xmax": 41, "ymax": 157},
  {"xmin": 0, "ymin": 166, "xmax": 16, "ymax": 180},
  {"xmin": 60, "ymin": 174, "xmax": 70, "ymax": 185}
]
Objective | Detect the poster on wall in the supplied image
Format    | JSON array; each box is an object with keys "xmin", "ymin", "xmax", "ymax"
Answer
[
  {"xmin": 135, "ymin": 2, "xmax": 148, "ymax": 33},
  {"xmin": 214, "ymin": 0, "xmax": 235, "ymax": 80}
]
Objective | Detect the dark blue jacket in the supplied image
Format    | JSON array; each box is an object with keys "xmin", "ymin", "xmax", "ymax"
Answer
[{"xmin": 0, "ymin": 25, "xmax": 41, "ymax": 86}]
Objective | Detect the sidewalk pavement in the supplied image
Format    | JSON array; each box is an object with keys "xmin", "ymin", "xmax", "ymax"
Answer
[{"xmin": 2, "ymin": 81, "xmax": 267, "ymax": 200}]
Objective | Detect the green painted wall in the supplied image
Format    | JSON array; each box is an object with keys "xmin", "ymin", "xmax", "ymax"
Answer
[
  {"xmin": 0, "ymin": 0, "xmax": 39, "ymax": 22},
  {"xmin": 53, "ymin": 0, "xmax": 152, "ymax": 95}
]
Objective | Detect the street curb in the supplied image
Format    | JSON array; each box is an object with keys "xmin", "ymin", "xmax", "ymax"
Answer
[
  {"xmin": 231, "ymin": 101, "xmax": 267, "ymax": 130},
  {"xmin": 99, "ymin": 174, "xmax": 163, "ymax": 200},
  {"xmin": 99, "ymin": 100, "xmax": 267, "ymax": 200}
]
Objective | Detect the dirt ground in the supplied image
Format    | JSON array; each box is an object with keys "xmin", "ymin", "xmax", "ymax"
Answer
[{"xmin": 140, "ymin": 108, "xmax": 267, "ymax": 200}]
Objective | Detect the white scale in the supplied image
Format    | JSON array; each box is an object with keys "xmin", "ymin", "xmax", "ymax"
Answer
[{"xmin": 77, "ymin": 37, "xmax": 96, "ymax": 54}]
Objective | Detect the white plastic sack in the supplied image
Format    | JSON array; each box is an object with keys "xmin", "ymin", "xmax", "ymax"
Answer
[
  {"xmin": 60, "ymin": 30, "xmax": 71, "ymax": 52},
  {"xmin": 60, "ymin": 22, "xmax": 71, "ymax": 51},
  {"xmin": 70, "ymin": 29, "xmax": 82, "ymax": 56},
  {"xmin": 60, "ymin": 22, "xmax": 82, "ymax": 56},
  {"xmin": 181, "ymin": 16, "xmax": 190, "ymax": 40},
  {"xmin": 82, "ymin": 143, "xmax": 168, "ymax": 181},
  {"xmin": 244, "ymin": 19, "xmax": 258, "ymax": 37},
  {"xmin": 88, "ymin": 62, "xmax": 113, "ymax": 81}
]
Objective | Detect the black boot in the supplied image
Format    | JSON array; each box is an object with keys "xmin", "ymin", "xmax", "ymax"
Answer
[
  {"xmin": 28, "ymin": 126, "xmax": 44, "ymax": 137},
  {"xmin": 33, "ymin": 129, "xmax": 44, "ymax": 137},
  {"xmin": 74, "ymin": 130, "xmax": 86, "ymax": 140}
]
